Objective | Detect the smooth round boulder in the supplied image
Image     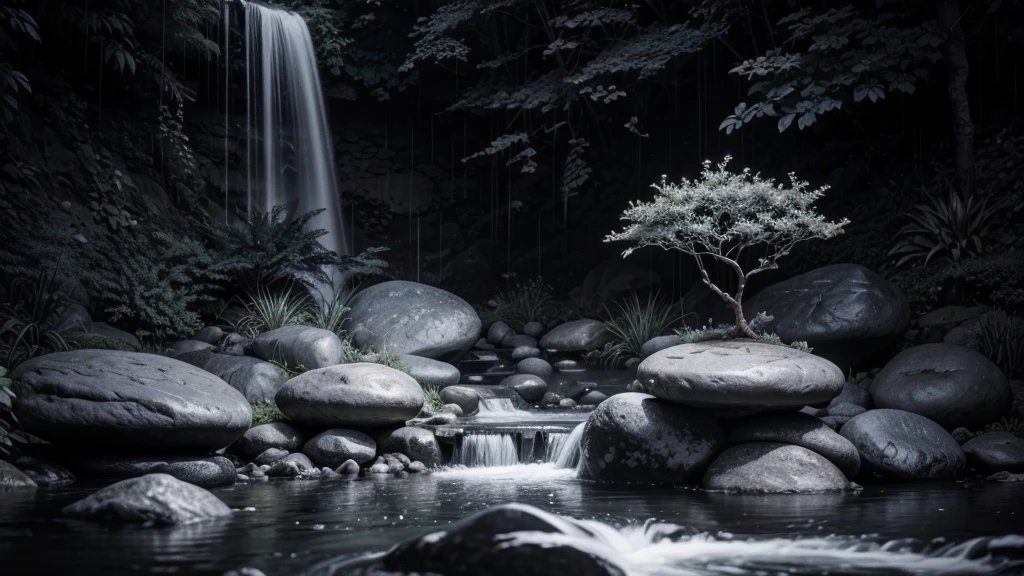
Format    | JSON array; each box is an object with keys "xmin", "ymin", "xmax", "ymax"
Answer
[
  {"xmin": 303, "ymin": 429, "xmax": 377, "ymax": 467},
  {"xmin": 501, "ymin": 374, "xmax": 547, "ymax": 403},
  {"xmin": 440, "ymin": 386, "xmax": 481, "ymax": 415},
  {"xmin": 267, "ymin": 453, "xmax": 316, "ymax": 478},
  {"xmin": 523, "ymin": 321, "xmax": 545, "ymax": 338},
  {"xmin": 742, "ymin": 264, "xmax": 910, "ymax": 371},
  {"xmin": 637, "ymin": 341, "xmax": 844, "ymax": 417},
  {"xmin": 176, "ymin": 350, "xmax": 287, "ymax": 403},
  {"xmin": 539, "ymin": 319, "xmax": 612, "ymax": 352},
  {"xmin": 249, "ymin": 325, "xmax": 343, "ymax": 370},
  {"xmin": 511, "ymin": 346, "xmax": 542, "ymax": 361},
  {"xmin": 640, "ymin": 335, "xmax": 679, "ymax": 360},
  {"xmin": 727, "ymin": 412, "xmax": 861, "ymax": 478},
  {"xmin": 578, "ymin": 390, "xmax": 608, "ymax": 405},
  {"xmin": 704, "ymin": 443, "xmax": 852, "ymax": 493},
  {"xmin": 399, "ymin": 355, "xmax": 461, "ymax": 389},
  {"xmin": 70, "ymin": 455, "xmax": 236, "ymax": 487},
  {"xmin": 579, "ymin": 392, "xmax": 723, "ymax": 484},
  {"xmin": 840, "ymin": 409, "xmax": 965, "ymax": 480},
  {"xmin": 869, "ymin": 344, "xmax": 1010, "ymax": 430},
  {"xmin": 487, "ymin": 321, "xmax": 513, "ymax": 345},
  {"xmin": 254, "ymin": 448, "xmax": 289, "ymax": 466},
  {"xmin": 62, "ymin": 473, "xmax": 231, "ymax": 525},
  {"xmin": 275, "ymin": 363, "xmax": 424, "ymax": 427},
  {"xmin": 961, "ymin": 432, "xmax": 1024, "ymax": 472},
  {"xmin": 516, "ymin": 357, "xmax": 553, "ymax": 379},
  {"xmin": 11, "ymin": 351, "xmax": 251, "ymax": 450},
  {"xmin": 0, "ymin": 460, "xmax": 37, "ymax": 490},
  {"xmin": 508, "ymin": 334, "xmax": 538, "ymax": 350},
  {"xmin": 380, "ymin": 427, "xmax": 442, "ymax": 468},
  {"xmin": 235, "ymin": 423, "xmax": 306, "ymax": 461},
  {"xmin": 348, "ymin": 281, "xmax": 481, "ymax": 360},
  {"xmin": 194, "ymin": 326, "xmax": 226, "ymax": 345}
]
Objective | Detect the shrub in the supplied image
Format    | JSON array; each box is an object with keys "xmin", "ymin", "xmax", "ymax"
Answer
[
  {"xmin": 970, "ymin": 310, "xmax": 1023, "ymax": 379},
  {"xmin": 236, "ymin": 285, "xmax": 312, "ymax": 339},
  {"xmin": 607, "ymin": 157, "xmax": 847, "ymax": 338},
  {"xmin": 0, "ymin": 264, "xmax": 75, "ymax": 367},
  {"xmin": 889, "ymin": 187, "xmax": 1001, "ymax": 270},
  {"xmin": 423, "ymin": 385, "xmax": 444, "ymax": 412},
  {"xmin": 340, "ymin": 339, "xmax": 409, "ymax": 373},
  {"xmin": 598, "ymin": 293, "xmax": 677, "ymax": 365},
  {"xmin": 308, "ymin": 285, "xmax": 355, "ymax": 337},
  {"xmin": 480, "ymin": 277, "xmax": 557, "ymax": 332},
  {"xmin": 250, "ymin": 401, "xmax": 288, "ymax": 426},
  {"xmin": 675, "ymin": 325, "xmax": 732, "ymax": 344},
  {"xmin": 0, "ymin": 365, "xmax": 35, "ymax": 456},
  {"xmin": 66, "ymin": 333, "xmax": 134, "ymax": 352}
]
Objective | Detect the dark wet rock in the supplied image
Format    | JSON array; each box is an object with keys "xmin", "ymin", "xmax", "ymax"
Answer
[
  {"xmin": 540, "ymin": 319, "xmax": 613, "ymax": 352},
  {"xmin": 869, "ymin": 344, "xmax": 1010, "ymax": 430},
  {"xmin": 541, "ymin": 392, "xmax": 563, "ymax": 406},
  {"xmin": 523, "ymin": 322, "xmax": 545, "ymax": 338},
  {"xmin": 235, "ymin": 423, "xmax": 306, "ymax": 461},
  {"xmin": 381, "ymin": 503, "xmax": 627, "ymax": 576},
  {"xmin": 349, "ymin": 281, "xmax": 481, "ymax": 360},
  {"xmin": 91, "ymin": 322, "xmax": 141, "ymax": 350},
  {"xmin": 840, "ymin": 409, "xmax": 965, "ymax": 480},
  {"xmin": 176, "ymin": 350, "xmax": 287, "ymax": 404},
  {"xmin": 302, "ymin": 429, "xmax": 377, "ymax": 468},
  {"xmin": 441, "ymin": 403, "xmax": 463, "ymax": 416},
  {"xmin": 380, "ymin": 427, "xmax": 442, "ymax": 468},
  {"xmin": 800, "ymin": 406, "xmax": 827, "ymax": 418},
  {"xmin": 951, "ymin": 427, "xmax": 974, "ymax": 445},
  {"xmin": 579, "ymin": 392, "xmax": 723, "ymax": 484},
  {"xmin": 167, "ymin": 340, "xmax": 215, "ymax": 357},
  {"xmin": 517, "ymin": 357, "xmax": 553, "ymax": 379},
  {"xmin": 475, "ymin": 338, "xmax": 495, "ymax": 351},
  {"xmin": 0, "ymin": 460, "xmax": 37, "ymax": 490},
  {"xmin": 704, "ymin": 443, "xmax": 853, "ymax": 493},
  {"xmin": 820, "ymin": 416, "xmax": 841, "ymax": 430},
  {"xmin": 12, "ymin": 351, "xmax": 251, "ymax": 451},
  {"xmin": 961, "ymin": 432, "xmax": 1024, "ymax": 472},
  {"xmin": 390, "ymin": 453, "xmax": 412, "ymax": 467},
  {"xmin": 407, "ymin": 461, "xmax": 427, "ymax": 473},
  {"xmin": 267, "ymin": 453, "xmax": 316, "ymax": 478},
  {"xmin": 559, "ymin": 398, "xmax": 577, "ymax": 408},
  {"xmin": 508, "ymin": 334, "xmax": 539, "ymax": 350},
  {"xmin": 336, "ymin": 459, "xmax": 360, "ymax": 475},
  {"xmin": 73, "ymin": 455, "xmax": 237, "ymax": 487},
  {"xmin": 637, "ymin": 341, "xmax": 844, "ymax": 418},
  {"xmin": 640, "ymin": 335, "xmax": 678, "ymax": 360},
  {"xmin": 743, "ymin": 264, "xmax": 910, "ymax": 371},
  {"xmin": 217, "ymin": 333, "xmax": 248, "ymax": 356},
  {"xmin": 367, "ymin": 462, "xmax": 390, "ymax": 475},
  {"xmin": 487, "ymin": 321, "xmax": 513, "ymax": 345},
  {"xmin": 501, "ymin": 374, "xmax": 547, "ymax": 403},
  {"xmin": 394, "ymin": 470, "xmax": 410, "ymax": 479},
  {"xmin": 440, "ymin": 386, "xmax": 481, "ymax": 416},
  {"xmin": 727, "ymin": 412, "xmax": 861, "ymax": 478},
  {"xmin": 424, "ymin": 412, "xmax": 458, "ymax": 425},
  {"xmin": 195, "ymin": 326, "xmax": 226, "ymax": 345},
  {"xmin": 828, "ymin": 403, "xmax": 868, "ymax": 419},
  {"xmin": 400, "ymin": 355, "xmax": 461, "ymax": 389},
  {"xmin": 321, "ymin": 467, "xmax": 341, "ymax": 479},
  {"xmin": 511, "ymin": 346, "xmax": 542, "ymax": 361},
  {"xmin": 250, "ymin": 325, "xmax": 343, "ymax": 370},
  {"xmin": 276, "ymin": 363, "xmax": 424, "ymax": 427},
  {"xmin": 578, "ymin": 391, "xmax": 608, "ymax": 405},
  {"xmin": 62, "ymin": 473, "xmax": 231, "ymax": 525},
  {"xmin": 253, "ymin": 448, "xmax": 289, "ymax": 466},
  {"xmin": 14, "ymin": 457, "xmax": 75, "ymax": 488},
  {"xmin": 829, "ymin": 381, "xmax": 873, "ymax": 410},
  {"xmin": 554, "ymin": 359, "xmax": 581, "ymax": 371},
  {"xmin": 987, "ymin": 471, "xmax": 1024, "ymax": 482}
]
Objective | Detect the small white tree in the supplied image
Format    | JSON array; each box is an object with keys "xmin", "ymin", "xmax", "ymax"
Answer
[{"xmin": 606, "ymin": 156, "xmax": 849, "ymax": 338}]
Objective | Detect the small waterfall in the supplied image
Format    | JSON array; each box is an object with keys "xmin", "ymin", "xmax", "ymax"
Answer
[
  {"xmin": 242, "ymin": 2, "xmax": 348, "ymax": 272},
  {"xmin": 451, "ymin": 433, "xmax": 519, "ymax": 468},
  {"xmin": 548, "ymin": 423, "xmax": 584, "ymax": 470},
  {"xmin": 478, "ymin": 398, "xmax": 518, "ymax": 414}
]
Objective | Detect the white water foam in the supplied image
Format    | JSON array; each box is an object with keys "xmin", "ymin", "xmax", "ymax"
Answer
[
  {"xmin": 478, "ymin": 398, "xmax": 519, "ymax": 414},
  {"xmin": 547, "ymin": 422, "xmax": 584, "ymax": 470},
  {"xmin": 450, "ymin": 433, "xmax": 519, "ymax": 468}
]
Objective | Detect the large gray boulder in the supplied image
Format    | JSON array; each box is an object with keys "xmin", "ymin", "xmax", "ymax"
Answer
[
  {"xmin": 400, "ymin": 355, "xmax": 461, "ymax": 388},
  {"xmin": 840, "ymin": 409, "xmax": 965, "ymax": 480},
  {"xmin": 380, "ymin": 503, "xmax": 626, "ymax": 576},
  {"xmin": 539, "ymin": 319, "xmax": 613, "ymax": 352},
  {"xmin": 62, "ymin": 473, "xmax": 231, "ymax": 525},
  {"xmin": 961, "ymin": 432, "xmax": 1024, "ymax": 472},
  {"xmin": 743, "ymin": 264, "xmax": 910, "ymax": 371},
  {"xmin": 348, "ymin": 281, "xmax": 481, "ymax": 360},
  {"xmin": 440, "ymin": 386, "xmax": 481, "ymax": 416},
  {"xmin": 636, "ymin": 341, "xmax": 844, "ymax": 418},
  {"xmin": 0, "ymin": 460, "xmax": 37, "ymax": 490},
  {"xmin": 176, "ymin": 350, "xmax": 287, "ymax": 403},
  {"xmin": 869, "ymin": 344, "xmax": 1010, "ymax": 430},
  {"xmin": 70, "ymin": 455, "xmax": 236, "ymax": 487},
  {"xmin": 578, "ymin": 392, "xmax": 723, "ymax": 484},
  {"xmin": 12, "ymin": 351, "xmax": 251, "ymax": 450},
  {"xmin": 303, "ymin": 429, "xmax": 377, "ymax": 467},
  {"xmin": 250, "ymin": 325, "xmax": 343, "ymax": 370},
  {"xmin": 727, "ymin": 412, "xmax": 861, "ymax": 478},
  {"xmin": 234, "ymin": 423, "xmax": 306, "ymax": 461},
  {"xmin": 703, "ymin": 443, "xmax": 853, "ymax": 493},
  {"xmin": 380, "ymin": 427, "xmax": 443, "ymax": 467},
  {"xmin": 275, "ymin": 363, "xmax": 424, "ymax": 427}
]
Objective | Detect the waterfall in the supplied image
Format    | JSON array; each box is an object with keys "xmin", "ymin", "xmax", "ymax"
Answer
[
  {"xmin": 243, "ymin": 2, "xmax": 348, "ymax": 269},
  {"xmin": 477, "ymin": 398, "xmax": 518, "ymax": 414},
  {"xmin": 548, "ymin": 423, "xmax": 584, "ymax": 470},
  {"xmin": 451, "ymin": 433, "xmax": 519, "ymax": 468}
]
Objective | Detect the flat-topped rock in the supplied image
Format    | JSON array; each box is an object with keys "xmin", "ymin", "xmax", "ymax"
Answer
[
  {"xmin": 250, "ymin": 325, "xmax": 343, "ymax": 370},
  {"xmin": 704, "ymin": 443, "xmax": 853, "ymax": 493},
  {"xmin": 12, "ymin": 351, "xmax": 251, "ymax": 450},
  {"xmin": 637, "ymin": 341, "xmax": 844, "ymax": 417}
]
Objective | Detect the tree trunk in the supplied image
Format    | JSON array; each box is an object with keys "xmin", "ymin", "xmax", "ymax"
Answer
[{"xmin": 936, "ymin": 0, "xmax": 976, "ymax": 197}]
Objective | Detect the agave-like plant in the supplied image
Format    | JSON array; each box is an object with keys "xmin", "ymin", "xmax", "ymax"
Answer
[
  {"xmin": 236, "ymin": 284, "xmax": 311, "ymax": 338},
  {"xmin": 308, "ymin": 285, "xmax": 356, "ymax": 337},
  {"xmin": 889, "ymin": 187, "xmax": 1001, "ymax": 269}
]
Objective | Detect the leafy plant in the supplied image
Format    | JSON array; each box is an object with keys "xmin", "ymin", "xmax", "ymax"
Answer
[
  {"xmin": 607, "ymin": 157, "xmax": 848, "ymax": 338},
  {"xmin": 308, "ymin": 286, "xmax": 354, "ymax": 337},
  {"xmin": 251, "ymin": 401, "xmax": 288, "ymax": 427},
  {"xmin": 269, "ymin": 360, "xmax": 308, "ymax": 379},
  {"xmin": 0, "ymin": 364, "xmax": 32, "ymax": 456},
  {"xmin": 970, "ymin": 310, "xmax": 1024, "ymax": 379},
  {"xmin": 889, "ymin": 187, "xmax": 1001, "ymax": 270},
  {"xmin": 66, "ymin": 333, "xmax": 134, "ymax": 352},
  {"xmin": 237, "ymin": 285, "xmax": 312, "ymax": 338},
  {"xmin": 598, "ymin": 293, "xmax": 677, "ymax": 365},
  {"xmin": 341, "ymin": 340, "xmax": 409, "ymax": 374},
  {"xmin": 676, "ymin": 325, "xmax": 732, "ymax": 344},
  {"xmin": 0, "ymin": 264, "xmax": 75, "ymax": 368},
  {"xmin": 757, "ymin": 332, "xmax": 813, "ymax": 353},
  {"xmin": 423, "ymin": 385, "xmax": 444, "ymax": 412},
  {"xmin": 482, "ymin": 277, "xmax": 557, "ymax": 333}
]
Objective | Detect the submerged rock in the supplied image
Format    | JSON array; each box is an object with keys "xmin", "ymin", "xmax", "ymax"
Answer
[
  {"xmin": 840, "ymin": 409, "xmax": 965, "ymax": 480},
  {"xmin": 250, "ymin": 325, "xmax": 343, "ymax": 370},
  {"xmin": 727, "ymin": 412, "xmax": 861, "ymax": 478},
  {"xmin": 637, "ymin": 341, "xmax": 844, "ymax": 418},
  {"xmin": 11, "ymin": 351, "xmax": 251, "ymax": 450},
  {"xmin": 579, "ymin": 392, "xmax": 722, "ymax": 484},
  {"xmin": 869, "ymin": 344, "xmax": 1010, "ymax": 430},
  {"xmin": 539, "ymin": 319, "xmax": 613, "ymax": 352},
  {"xmin": 704, "ymin": 443, "xmax": 853, "ymax": 493},
  {"xmin": 275, "ymin": 363, "xmax": 424, "ymax": 427},
  {"xmin": 517, "ymin": 357, "xmax": 553, "ymax": 379},
  {"xmin": 14, "ymin": 457, "xmax": 75, "ymax": 488},
  {"xmin": 72, "ymin": 455, "xmax": 236, "ymax": 488},
  {"xmin": 62, "ymin": 473, "xmax": 231, "ymax": 525},
  {"xmin": 0, "ymin": 460, "xmax": 37, "ymax": 490}
]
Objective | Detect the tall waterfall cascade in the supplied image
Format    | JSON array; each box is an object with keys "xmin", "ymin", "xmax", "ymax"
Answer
[{"xmin": 241, "ymin": 1, "xmax": 348, "ymax": 264}]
